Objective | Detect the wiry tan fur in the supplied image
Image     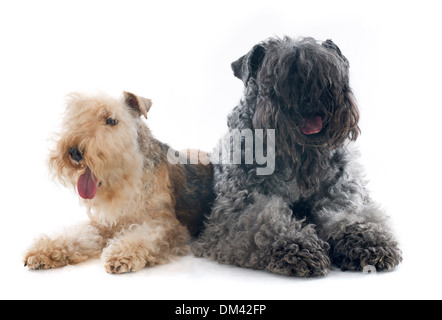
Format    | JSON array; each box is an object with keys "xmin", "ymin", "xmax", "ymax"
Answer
[{"xmin": 24, "ymin": 91, "xmax": 213, "ymax": 274}]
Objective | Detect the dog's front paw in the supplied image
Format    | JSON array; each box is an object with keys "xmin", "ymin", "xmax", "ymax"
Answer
[
  {"xmin": 331, "ymin": 222, "xmax": 402, "ymax": 272},
  {"xmin": 267, "ymin": 225, "xmax": 332, "ymax": 277},
  {"xmin": 24, "ymin": 237, "xmax": 68, "ymax": 270},
  {"xmin": 104, "ymin": 256, "xmax": 146, "ymax": 274},
  {"xmin": 102, "ymin": 245, "xmax": 146, "ymax": 274}
]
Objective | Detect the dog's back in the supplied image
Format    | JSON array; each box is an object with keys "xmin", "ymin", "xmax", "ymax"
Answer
[{"xmin": 166, "ymin": 150, "xmax": 215, "ymax": 237}]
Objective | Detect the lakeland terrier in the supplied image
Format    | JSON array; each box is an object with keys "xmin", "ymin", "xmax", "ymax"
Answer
[{"xmin": 24, "ymin": 91, "xmax": 214, "ymax": 274}]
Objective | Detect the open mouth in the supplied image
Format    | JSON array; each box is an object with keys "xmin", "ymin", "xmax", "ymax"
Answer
[
  {"xmin": 77, "ymin": 167, "xmax": 99, "ymax": 200},
  {"xmin": 301, "ymin": 115, "xmax": 323, "ymax": 135}
]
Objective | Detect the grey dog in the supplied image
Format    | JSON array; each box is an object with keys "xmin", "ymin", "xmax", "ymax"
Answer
[{"xmin": 192, "ymin": 37, "xmax": 402, "ymax": 277}]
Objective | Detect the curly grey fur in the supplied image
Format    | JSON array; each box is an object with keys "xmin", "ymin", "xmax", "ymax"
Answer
[{"xmin": 192, "ymin": 37, "xmax": 402, "ymax": 277}]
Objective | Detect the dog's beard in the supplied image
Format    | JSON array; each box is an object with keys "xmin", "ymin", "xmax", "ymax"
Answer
[{"xmin": 253, "ymin": 96, "xmax": 359, "ymax": 193}]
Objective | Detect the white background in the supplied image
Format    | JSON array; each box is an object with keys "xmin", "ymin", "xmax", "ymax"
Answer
[{"xmin": 1, "ymin": 0, "xmax": 441, "ymax": 300}]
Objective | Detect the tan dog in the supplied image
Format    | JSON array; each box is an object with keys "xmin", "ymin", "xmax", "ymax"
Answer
[{"xmin": 24, "ymin": 92, "xmax": 213, "ymax": 274}]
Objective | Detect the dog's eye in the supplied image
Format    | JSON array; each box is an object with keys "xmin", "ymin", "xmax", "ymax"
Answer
[{"xmin": 105, "ymin": 118, "xmax": 118, "ymax": 126}]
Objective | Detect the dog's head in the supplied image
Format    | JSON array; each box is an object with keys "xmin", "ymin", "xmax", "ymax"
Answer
[
  {"xmin": 232, "ymin": 37, "xmax": 360, "ymax": 190},
  {"xmin": 232, "ymin": 37, "xmax": 359, "ymax": 149},
  {"xmin": 49, "ymin": 91, "xmax": 152, "ymax": 203}
]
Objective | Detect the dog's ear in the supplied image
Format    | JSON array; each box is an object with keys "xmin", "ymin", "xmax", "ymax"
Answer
[
  {"xmin": 322, "ymin": 39, "xmax": 349, "ymax": 67},
  {"xmin": 231, "ymin": 44, "xmax": 266, "ymax": 85},
  {"xmin": 123, "ymin": 91, "xmax": 152, "ymax": 119}
]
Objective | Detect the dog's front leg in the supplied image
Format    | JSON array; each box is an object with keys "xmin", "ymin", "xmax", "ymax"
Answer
[
  {"xmin": 313, "ymin": 197, "xmax": 402, "ymax": 272},
  {"xmin": 24, "ymin": 222, "xmax": 106, "ymax": 270},
  {"xmin": 192, "ymin": 193, "xmax": 332, "ymax": 277},
  {"xmin": 101, "ymin": 219, "xmax": 190, "ymax": 274}
]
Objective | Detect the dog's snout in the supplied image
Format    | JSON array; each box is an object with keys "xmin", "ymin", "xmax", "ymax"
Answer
[{"xmin": 68, "ymin": 147, "xmax": 83, "ymax": 162}]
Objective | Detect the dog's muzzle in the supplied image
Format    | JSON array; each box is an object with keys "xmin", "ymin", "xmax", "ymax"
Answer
[{"xmin": 68, "ymin": 147, "xmax": 83, "ymax": 162}]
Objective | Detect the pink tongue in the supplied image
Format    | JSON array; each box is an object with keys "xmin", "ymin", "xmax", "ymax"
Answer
[
  {"xmin": 77, "ymin": 167, "xmax": 98, "ymax": 199},
  {"xmin": 301, "ymin": 116, "xmax": 323, "ymax": 135}
]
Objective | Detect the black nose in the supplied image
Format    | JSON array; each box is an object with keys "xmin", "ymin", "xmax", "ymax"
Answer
[{"xmin": 68, "ymin": 147, "xmax": 83, "ymax": 162}]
